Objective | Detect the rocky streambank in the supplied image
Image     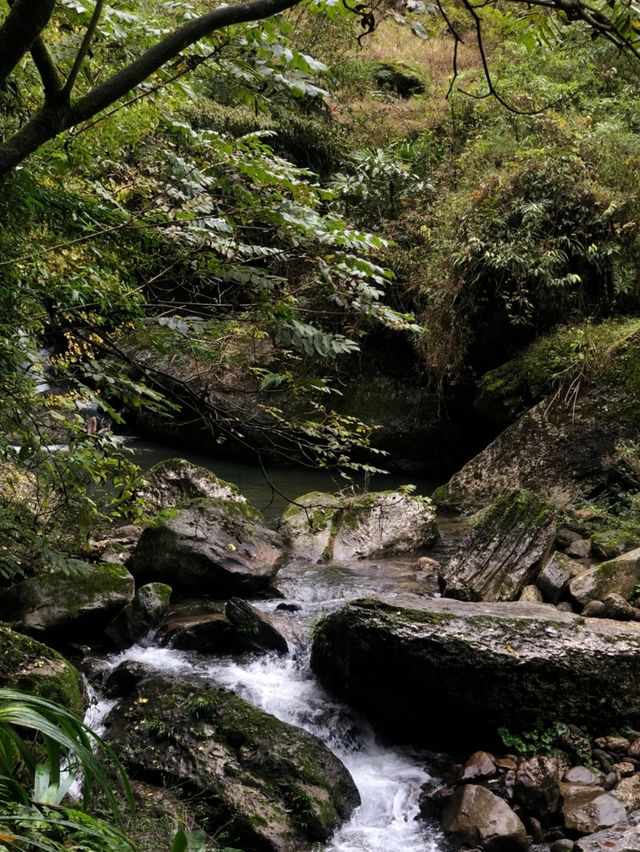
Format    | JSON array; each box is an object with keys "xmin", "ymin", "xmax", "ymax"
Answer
[{"xmin": 5, "ymin": 453, "xmax": 640, "ymax": 849}]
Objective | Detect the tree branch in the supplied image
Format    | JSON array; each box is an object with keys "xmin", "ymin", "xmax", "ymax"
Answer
[
  {"xmin": 30, "ymin": 37, "xmax": 63, "ymax": 102},
  {"xmin": 0, "ymin": 0, "xmax": 304, "ymax": 178},
  {"xmin": 62, "ymin": 0, "xmax": 105, "ymax": 99},
  {"xmin": 0, "ymin": 0, "xmax": 55, "ymax": 88},
  {"xmin": 69, "ymin": 0, "xmax": 304, "ymax": 124}
]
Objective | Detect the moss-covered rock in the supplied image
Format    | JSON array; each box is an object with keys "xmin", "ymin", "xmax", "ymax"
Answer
[
  {"xmin": 280, "ymin": 489, "xmax": 437, "ymax": 562},
  {"xmin": 438, "ymin": 320, "xmax": 640, "ymax": 512},
  {"xmin": 106, "ymin": 674, "xmax": 360, "ymax": 851},
  {"xmin": 0, "ymin": 562, "xmax": 135, "ymax": 643},
  {"xmin": 569, "ymin": 547, "xmax": 640, "ymax": 606},
  {"xmin": 130, "ymin": 498, "xmax": 282, "ymax": 597},
  {"xmin": 311, "ymin": 596, "xmax": 640, "ymax": 748},
  {"xmin": 0, "ymin": 624, "xmax": 83, "ymax": 714},
  {"xmin": 136, "ymin": 457, "xmax": 245, "ymax": 515},
  {"xmin": 439, "ymin": 489, "xmax": 556, "ymax": 602}
]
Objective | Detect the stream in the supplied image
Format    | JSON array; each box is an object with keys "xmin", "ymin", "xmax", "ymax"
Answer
[{"xmin": 87, "ymin": 444, "xmax": 451, "ymax": 850}]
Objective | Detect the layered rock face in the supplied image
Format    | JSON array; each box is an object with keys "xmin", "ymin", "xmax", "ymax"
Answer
[
  {"xmin": 439, "ymin": 489, "xmax": 555, "ymax": 601},
  {"xmin": 311, "ymin": 596, "xmax": 640, "ymax": 746}
]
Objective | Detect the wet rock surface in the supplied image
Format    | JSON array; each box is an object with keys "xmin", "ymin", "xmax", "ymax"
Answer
[
  {"xmin": 130, "ymin": 497, "xmax": 283, "ymax": 597},
  {"xmin": 106, "ymin": 673, "xmax": 360, "ymax": 852},
  {"xmin": 311, "ymin": 596, "xmax": 640, "ymax": 745}
]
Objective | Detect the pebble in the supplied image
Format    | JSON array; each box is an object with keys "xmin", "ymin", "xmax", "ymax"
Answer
[
  {"xmin": 604, "ymin": 771, "xmax": 619, "ymax": 791},
  {"xmin": 614, "ymin": 761, "xmax": 635, "ymax": 777},
  {"xmin": 592, "ymin": 749, "xmax": 614, "ymax": 773},
  {"xmin": 556, "ymin": 601, "xmax": 574, "ymax": 612},
  {"xmin": 628, "ymin": 737, "xmax": 640, "ymax": 758},
  {"xmin": 550, "ymin": 840, "xmax": 575, "ymax": 852},
  {"xmin": 595, "ymin": 736, "xmax": 631, "ymax": 753}
]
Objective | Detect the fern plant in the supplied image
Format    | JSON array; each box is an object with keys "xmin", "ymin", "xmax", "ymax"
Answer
[{"xmin": 0, "ymin": 688, "xmax": 134, "ymax": 851}]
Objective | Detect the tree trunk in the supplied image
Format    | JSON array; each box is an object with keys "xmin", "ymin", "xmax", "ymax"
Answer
[
  {"xmin": 0, "ymin": 0, "xmax": 55, "ymax": 87},
  {"xmin": 0, "ymin": 106, "xmax": 71, "ymax": 177}
]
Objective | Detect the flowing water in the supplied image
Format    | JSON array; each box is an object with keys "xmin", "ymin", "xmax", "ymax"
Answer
[
  {"xmin": 88, "ymin": 548, "xmax": 453, "ymax": 850},
  {"xmin": 85, "ymin": 444, "xmax": 451, "ymax": 850}
]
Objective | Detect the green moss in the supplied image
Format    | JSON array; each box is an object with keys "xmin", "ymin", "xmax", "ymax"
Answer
[{"xmin": 0, "ymin": 624, "xmax": 83, "ymax": 714}]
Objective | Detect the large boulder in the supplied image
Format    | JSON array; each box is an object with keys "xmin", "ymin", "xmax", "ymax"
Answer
[
  {"xmin": 311, "ymin": 596, "xmax": 640, "ymax": 747},
  {"xmin": 442, "ymin": 784, "xmax": 529, "ymax": 851},
  {"xmin": 130, "ymin": 498, "xmax": 282, "ymax": 597},
  {"xmin": 280, "ymin": 490, "xmax": 438, "ymax": 562},
  {"xmin": 439, "ymin": 489, "xmax": 556, "ymax": 601},
  {"xmin": 0, "ymin": 562, "xmax": 134, "ymax": 642},
  {"xmin": 570, "ymin": 547, "xmax": 640, "ymax": 606},
  {"xmin": 434, "ymin": 386, "xmax": 637, "ymax": 512},
  {"xmin": 106, "ymin": 674, "xmax": 360, "ymax": 851},
  {"xmin": 0, "ymin": 623, "xmax": 84, "ymax": 714},
  {"xmin": 136, "ymin": 457, "xmax": 245, "ymax": 515}
]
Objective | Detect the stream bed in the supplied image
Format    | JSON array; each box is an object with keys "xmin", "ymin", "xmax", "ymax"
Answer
[
  {"xmin": 85, "ymin": 444, "xmax": 453, "ymax": 849},
  {"xmin": 88, "ymin": 553, "xmax": 452, "ymax": 850}
]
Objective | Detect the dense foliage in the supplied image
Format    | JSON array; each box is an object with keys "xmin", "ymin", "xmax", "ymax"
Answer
[{"xmin": 2, "ymin": 0, "xmax": 640, "ymax": 845}]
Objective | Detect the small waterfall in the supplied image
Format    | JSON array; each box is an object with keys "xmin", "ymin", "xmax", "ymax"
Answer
[{"xmin": 98, "ymin": 642, "xmax": 447, "ymax": 851}]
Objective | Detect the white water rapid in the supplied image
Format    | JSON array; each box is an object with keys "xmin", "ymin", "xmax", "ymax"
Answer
[
  {"xmin": 95, "ymin": 641, "xmax": 446, "ymax": 852},
  {"xmin": 85, "ymin": 552, "xmax": 456, "ymax": 850}
]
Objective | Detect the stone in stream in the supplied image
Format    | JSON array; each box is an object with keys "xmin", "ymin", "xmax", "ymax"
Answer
[
  {"xmin": 439, "ymin": 489, "xmax": 556, "ymax": 602},
  {"xmin": 156, "ymin": 599, "xmax": 289, "ymax": 655},
  {"xmin": 105, "ymin": 673, "xmax": 360, "ymax": 851},
  {"xmin": 441, "ymin": 784, "xmax": 529, "ymax": 851},
  {"xmin": 130, "ymin": 497, "xmax": 282, "ymax": 597},
  {"xmin": 311, "ymin": 596, "xmax": 640, "ymax": 747},
  {"xmin": 279, "ymin": 489, "xmax": 438, "ymax": 562},
  {"xmin": 105, "ymin": 582, "xmax": 172, "ymax": 649},
  {"xmin": 225, "ymin": 597, "xmax": 288, "ymax": 653},
  {"xmin": 0, "ymin": 561, "xmax": 135, "ymax": 642},
  {"xmin": 136, "ymin": 457, "xmax": 246, "ymax": 515}
]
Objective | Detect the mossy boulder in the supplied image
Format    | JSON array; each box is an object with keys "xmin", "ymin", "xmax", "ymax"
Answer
[
  {"xmin": 437, "ymin": 320, "xmax": 640, "ymax": 512},
  {"xmin": 130, "ymin": 498, "xmax": 282, "ymax": 597},
  {"xmin": 0, "ymin": 562, "xmax": 135, "ymax": 642},
  {"xmin": 0, "ymin": 624, "xmax": 83, "ymax": 714},
  {"xmin": 570, "ymin": 547, "xmax": 640, "ymax": 606},
  {"xmin": 439, "ymin": 489, "xmax": 556, "ymax": 601},
  {"xmin": 311, "ymin": 596, "xmax": 640, "ymax": 748},
  {"xmin": 105, "ymin": 582, "xmax": 172, "ymax": 650},
  {"xmin": 280, "ymin": 489, "xmax": 438, "ymax": 562},
  {"xmin": 137, "ymin": 457, "xmax": 245, "ymax": 515},
  {"xmin": 105, "ymin": 673, "xmax": 360, "ymax": 851}
]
